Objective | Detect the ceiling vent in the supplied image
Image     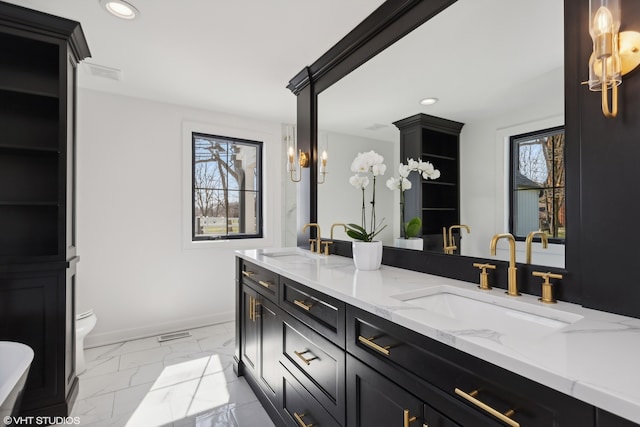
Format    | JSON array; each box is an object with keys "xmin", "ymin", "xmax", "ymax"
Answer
[
  {"xmin": 85, "ymin": 63, "xmax": 122, "ymax": 81},
  {"xmin": 364, "ymin": 124, "xmax": 388, "ymax": 131}
]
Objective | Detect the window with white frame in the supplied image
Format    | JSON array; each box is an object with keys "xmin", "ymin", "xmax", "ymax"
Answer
[{"xmin": 192, "ymin": 132, "xmax": 263, "ymax": 240}]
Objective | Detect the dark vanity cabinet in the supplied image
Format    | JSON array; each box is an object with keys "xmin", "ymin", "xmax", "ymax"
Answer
[
  {"xmin": 347, "ymin": 306, "xmax": 595, "ymax": 427},
  {"xmin": 394, "ymin": 113, "xmax": 464, "ymax": 253},
  {"xmin": 0, "ymin": 2, "xmax": 89, "ymax": 417},
  {"xmin": 238, "ymin": 260, "xmax": 282, "ymax": 409},
  {"xmin": 232, "ymin": 258, "xmax": 635, "ymax": 427}
]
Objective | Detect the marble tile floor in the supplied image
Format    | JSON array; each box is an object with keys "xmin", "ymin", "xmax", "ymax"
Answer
[{"xmin": 61, "ymin": 322, "xmax": 275, "ymax": 427}]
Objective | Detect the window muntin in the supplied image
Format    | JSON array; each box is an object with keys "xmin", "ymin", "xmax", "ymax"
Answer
[
  {"xmin": 510, "ymin": 127, "xmax": 565, "ymax": 242},
  {"xmin": 192, "ymin": 132, "xmax": 262, "ymax": 240}
]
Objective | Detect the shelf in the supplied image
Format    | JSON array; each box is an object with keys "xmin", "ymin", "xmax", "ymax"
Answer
[
  {"xmin": 0, "ymin": 204, "xmax": 59, "ymax": 257},
  {"xmin": 422, "ymin": 153, "xmax": 456, "ymax": 161},
  {"xmin": 422, "ymin": 207, "xmax": 457, "ymax": 211},
  {"xmin": 0, "ymin": 91, "xmax": 59, "ymax": 151},
  {"xmin": 0, "ymin": 84, "xmax": 58, "ymax": 99},
  {"xmin": 423, "ymin": 181, "xmax": 456, "ymax": 186},
  {"xmin": 0, "ymin": 154, "xmax": 58, "ymax": 202},
  {"xmin": 0, "ymin": 32, "xmax": 59, "ymax": 97},
  {"xmin": 0, "ymin": 201, "xmax": 59, "ymax": 207},
  {"xmin": 0, "ymin": 145, "xmax": 60, "ymax": 155}
]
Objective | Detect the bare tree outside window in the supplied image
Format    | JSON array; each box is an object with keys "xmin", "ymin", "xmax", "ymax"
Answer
[
  {"xmin": 192, "ymin": 133, "xmax": 262, "ymax": 240},
  {"xmin": 511, "ymin": 127, "xmax": 565, "ymax": 242}
]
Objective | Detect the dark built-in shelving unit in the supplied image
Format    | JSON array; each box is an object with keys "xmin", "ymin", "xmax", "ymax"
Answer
[
  {"xmin": 0, "ymin": 2, "xmax": 90, "ymax": 417},
  {"xmin": 394, "ymin": 113, "xmax": 464, "ymax": 253}
]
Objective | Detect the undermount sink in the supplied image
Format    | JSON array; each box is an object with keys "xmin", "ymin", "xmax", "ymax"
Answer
[
  {"xmin": 394, "ymin": 286, "xmax": 583, "ymax": 338},
  {"xmin": 261, "ymin": 250, "xmax": 321, "ymax": 261}
]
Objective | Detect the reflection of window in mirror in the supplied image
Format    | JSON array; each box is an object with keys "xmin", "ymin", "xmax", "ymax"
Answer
[{"xmin": 510, "ymin": 126, "xmax": 565, "ymax": 243}]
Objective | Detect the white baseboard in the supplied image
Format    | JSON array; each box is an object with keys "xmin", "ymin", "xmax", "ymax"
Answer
[{"xmin": 84, "ymin": 310, "xmax": 235, "ymax": 349}]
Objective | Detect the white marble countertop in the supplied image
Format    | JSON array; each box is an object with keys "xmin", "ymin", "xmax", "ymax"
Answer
[{"xmin": 236, "ymin": 247, "xmax": 640, "ymax": 424}]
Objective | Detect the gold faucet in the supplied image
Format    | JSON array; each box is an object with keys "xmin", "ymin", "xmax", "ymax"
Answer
[
  {"xmin": 489, "ymin": 233, "xmax": 520, "ymax": 296},
  {"xmin": 525, "ymin": 231, "xmax": 548, "ymax": 264},
  {"xmin": 330, "ymin": 223, "xmax": 347, "ymax": 239},
  {"xmin": 532, "ymin": 271, "xmax": 563, "ymax": 304},
  {"xmin": 472, "ymin": 262, "xmax": 496, "ymax": 290},
  {"xmin": 448, "ymin": 225, "xmax": 470, "ymax": 253},
  {"xmin": 302, "ymin": 223, "xmax": 322, "ymax": 254},
  {"xmin": 443, "ymin": 227, "xmax": 457, "ymax": 254}
]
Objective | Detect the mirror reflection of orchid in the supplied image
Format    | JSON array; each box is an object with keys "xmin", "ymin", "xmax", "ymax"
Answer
[
  {"xmin": 386, "ymin": 158, "xmax": 440, "ymax": 239},
  {"xmin": 346, "ymin": 151, "xmax": 387, "ymax": 242}
]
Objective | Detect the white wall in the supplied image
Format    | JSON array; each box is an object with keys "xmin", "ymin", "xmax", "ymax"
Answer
[
  {"xmin": 77, "ymin": 89, "xmax": 283, "ymax": 347},
  {"xmin": 317, "ymin": 130, "xmax": 398, "ymax": 246},
  {"xmin": 459, "ymin": 68, "xmax": 565, "ymax": 267}
]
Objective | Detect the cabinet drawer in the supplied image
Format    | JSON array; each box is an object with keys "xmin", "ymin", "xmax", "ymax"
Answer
[
  {"xmin": 596, "ymin": 408, "xmax": 639, "ymax": 427},
  {"xmin": 281, "ymin": 277, "xmax": 345, "ymax": 347},
  {"xmin": 281, "ymin": 315, "xmax": 345, "ymax": 425},
  {"xmin": 281, "ymin": 366, "xmax": 341, "ymax": 427},
  {"xmin": 347, "ymin": 305, "xmax": 594, "ymax": 427},
  {"xmin": 240, "ymin": 259, "xmax": 279, "ymax": 300}
]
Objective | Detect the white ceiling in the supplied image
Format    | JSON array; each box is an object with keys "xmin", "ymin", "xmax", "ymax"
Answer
[
  {"xmin": 3, "ymin": 0, "xmax": 386, "ymax": 123},
  {"xmin": 319, "ymin": 0, "xmax": 565, "ymax": 141}
]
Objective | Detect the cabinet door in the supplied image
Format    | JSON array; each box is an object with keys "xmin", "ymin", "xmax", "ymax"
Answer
[
  {"xmin": 259, "ymin": 297, "xmax": 281, "ymax": 398},
  {"xmin": 0, "ymin": 271, "xmax": 63, "ymax": 411},
  {"xmin": 347, "ymin": 355, "xmax": 422, "ymax": 427},
  {"xmin": 241, "ymin": 286, "xmax": 259, "ymax": 375},
  {"xmin": 423, "ymin": 404, "xmax": 460, "ymax": 427}
]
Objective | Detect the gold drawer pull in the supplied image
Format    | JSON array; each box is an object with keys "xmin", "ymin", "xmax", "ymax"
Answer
[
  {"xmin": 293, "ymin": 412, "xmax": 314, "ymax": 427},
  {"xmin": 403, "ymin": 409, "xmax": 417, "ymax": 427},
  {"xmin": 242, "ymin": 270, "xmax": 255, "ymax": 277},
  {"xmin": 258, "ymin": 280, "xmax": 273, "ymax": 288},
  {"xmin": 293, "ymin": 350, "xmax": 318, "ymax": 365},
  {"xmin": 455, "ymin": 388, "xmax": 519, "ymax": 427},
  {"xmin": 358, "ymin": 335, "xmax": 391, "ymax": 356},
  {"xmin": 294, "ymin": 299, "xmax": 313, "ymax": 311},
  {"xmin": 248, "ymin": 296, "xmax": 255, "ymax": 322}
]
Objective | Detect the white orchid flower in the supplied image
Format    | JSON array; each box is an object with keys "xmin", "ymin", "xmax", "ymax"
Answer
[
  {"xmin": 406, "ymin": 158, "xmax": 419, "ymax": 171},
  {"xmin": 371, "ymin": 163, "xmax": 386, "ymax": 176},
  {"xmin": 399, "ymin": 164, "xmax": 411, "ymax": 178},
  {"xmin": 386, "ymin": 177, "xmax": 399, "ymax": 190},
  {"xmin": 349, "ymin": 174, "xmax": 369, "ymax": 189},
  {"xmin": 401, "ymin": 178, "xmax": 412, "ymax": 191}
]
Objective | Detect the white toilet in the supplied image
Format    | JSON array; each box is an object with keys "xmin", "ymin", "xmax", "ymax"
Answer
[{"xmin": 76, "ymin": 309, "xmax": 97, "ymax": 375}]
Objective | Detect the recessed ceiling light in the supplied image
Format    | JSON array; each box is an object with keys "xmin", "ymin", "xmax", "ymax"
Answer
[
  {"xmin": 420, "ymin": 98, "xmax": 438, "ymax": 106},
  {"xmin": 99, "ymin": 0, "xmax": 139, "ymax": 20}
]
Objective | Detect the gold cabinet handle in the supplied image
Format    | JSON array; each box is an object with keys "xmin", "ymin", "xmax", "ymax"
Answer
[
  {"xmin": 242, "ymin": 270, "xmax": 255, "ymax": 278},
  {"xmin": 293, "ymin": 350, "xmax": 318, "ymax": 365},
  {"xmin": 455, "ymin": 388, "xmax": 519, "ymax": 427},
  {"xmin": 403, "ymin": 409, "xmax": 417, "ymax": 427},
  {"xmin": 248, "ymin": 296, "xmax": 254, "ymax": 322},
  {"xmin": 253, "ymin": 299, "xmax": 260, "ymax": 320},
  {"xmin": 258, "ymin": 280, "xmax": 273, "ymax": 289},
  {"xmin": 294, "ymin": 299, "xmax": 313, "ymax": 311},
  {"xmin": 293, "ymin": 412, "xmax": 314, "ymax": 427},
  {"xmin": 358, "ymin": 335, "xmax": 391, "ymax": 356}
]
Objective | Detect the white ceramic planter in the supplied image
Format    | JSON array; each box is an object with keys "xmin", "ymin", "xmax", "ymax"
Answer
[
  {"xmin": 352, "ymin": 241, "xmax": 383, "ymax": 270},
  {"xmin": 394, "ymin": 237, "xmax": 423, "ymax": 250}
]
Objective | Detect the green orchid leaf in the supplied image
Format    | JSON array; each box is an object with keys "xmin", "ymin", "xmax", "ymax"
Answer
[
  {"xmin": 346, "ymin": 223, "xmax": 367, "ymax": 234},
  {"xmin": 346, "ymin": 229, "xmax": 368, "ymax": 241},
  {"xmin": 404, "ymin": 217, "xmax": 422, "ymax": 238}
]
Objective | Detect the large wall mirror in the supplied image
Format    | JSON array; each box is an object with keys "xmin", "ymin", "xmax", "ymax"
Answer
[{"xmin": 316, "ymin": 0, "xmax": 565, "ymax": 268}]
